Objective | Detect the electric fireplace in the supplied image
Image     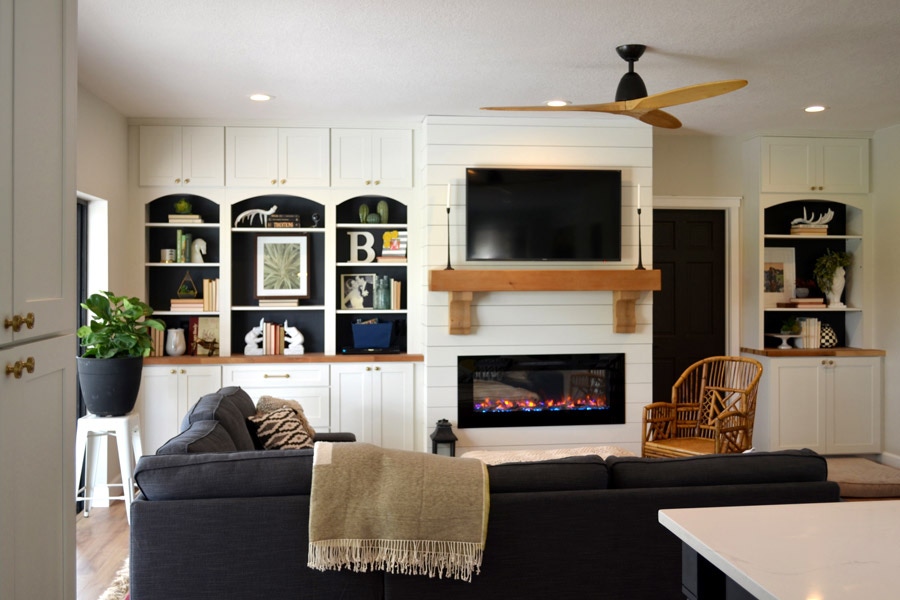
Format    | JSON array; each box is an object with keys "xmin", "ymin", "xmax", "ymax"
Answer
[{"xmin": 457, "ymin": 353, "xmax": 625, "ymax": 428}]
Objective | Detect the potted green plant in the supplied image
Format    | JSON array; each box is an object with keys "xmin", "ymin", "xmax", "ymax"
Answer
[
  {"xmin": 813, "ymin": 249, "xmax": 852, "ymax": 307},
  {"xmin": 76, "ymin": 291, "xmax": 165, "ymax": 416}
]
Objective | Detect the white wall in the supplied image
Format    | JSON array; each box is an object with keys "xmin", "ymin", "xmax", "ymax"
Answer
[
  {"xmin": 872, "ymin": 125, "xmax": 900, "ymax": 459},
  {"xmin": 77, "ymin": 85, "xmax": 137, "ymax": 295},
  {"xmin": 420, "ymin": 116, "xmax": 653, "ymax": 455},
  {"xmin": 653, "ymin": 134, "xmax": 743, "ymax": 197}
]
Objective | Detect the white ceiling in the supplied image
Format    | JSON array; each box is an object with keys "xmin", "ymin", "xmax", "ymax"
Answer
[{"xmin": 78, "ymin": 0, "xmax": 900, "ymax": 137}]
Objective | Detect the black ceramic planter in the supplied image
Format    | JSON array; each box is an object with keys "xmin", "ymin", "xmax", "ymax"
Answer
[{"xmin": 76, "ymin": 356, "xmax": 144, "ymax": 416}]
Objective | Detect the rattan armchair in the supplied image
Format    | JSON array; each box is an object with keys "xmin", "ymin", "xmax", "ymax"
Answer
[{"xmin": 642, "ymin": 356, "xmax": 763, "ymax": 458}]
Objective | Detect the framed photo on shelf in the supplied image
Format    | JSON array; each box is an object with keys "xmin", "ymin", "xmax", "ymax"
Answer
[
  {"xmin": 340, "ymin": 273, "xmax": 375, "ymax": 310},
  {"xmin": 763, "ymin": 247, "xmax": 795, "ymax": 307},
  {"xmin": 255, "ymin": 235, "xmax": 309, "ymax": 298}
]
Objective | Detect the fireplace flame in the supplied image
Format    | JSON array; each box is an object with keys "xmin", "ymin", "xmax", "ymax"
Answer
[{"xmin": 474, "ymin": 394, "xmax": 609, "ymax": 413}]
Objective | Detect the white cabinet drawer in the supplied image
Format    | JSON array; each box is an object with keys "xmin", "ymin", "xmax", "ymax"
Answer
[
  {"xmin": 222, "ymin": 364, "xmax": 331, "ymax": 429},
  {"xmin": 222, "ymin": 364, "xmax": 329, "ymax": 387}
]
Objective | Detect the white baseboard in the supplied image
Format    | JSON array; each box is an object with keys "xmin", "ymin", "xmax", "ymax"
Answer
[{"xmin": 879, "ymin": 452, "xmax": 900, "ymax": 468}]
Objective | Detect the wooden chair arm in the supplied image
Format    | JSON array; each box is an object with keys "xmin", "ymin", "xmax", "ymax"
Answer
[
  {"xmin": 642, "ymin": 402, "xmax": 675, "ymax": 444},
  {"xmin": 713, "ymin": 410, "xmax": 752, "ymax": 453}
]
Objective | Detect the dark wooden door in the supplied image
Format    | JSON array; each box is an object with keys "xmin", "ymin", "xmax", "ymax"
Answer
[{"xmin": 652, "ymin": 209, "xmax": 726, "ymax": 403}]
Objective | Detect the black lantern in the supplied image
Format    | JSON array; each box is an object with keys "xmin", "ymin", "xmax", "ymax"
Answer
[{"xmin": 430, "ymin": 419, "xmax": 458, "ymax": 456}]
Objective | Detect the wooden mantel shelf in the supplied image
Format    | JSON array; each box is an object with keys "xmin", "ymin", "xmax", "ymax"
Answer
[{"xmin": 428, "ymin": 269, "xmax": 662, "ymax": 335}]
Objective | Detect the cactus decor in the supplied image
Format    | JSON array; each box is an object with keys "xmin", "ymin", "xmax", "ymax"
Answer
[
  {"xmin": 358, "ymin": 204, "xmax": 369, "ymax": 223},
  {"xmin": 366, "ymin": 213, "xmax": 381, "ymax": 224},
  {"xmin": 376, "ymin": 199, "xmax": 389, "ymax": 224}
]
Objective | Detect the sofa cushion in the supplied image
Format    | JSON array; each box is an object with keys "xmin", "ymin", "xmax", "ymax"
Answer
[
  {"xmin": 134, "ymin": 449, "xmax": 315, "ymax": 500},
  {"xmin": 182, "ymin": 387, "xmax": 257, "ymax": 451},
  {"xmin": 156, "ymin": 420, "xmax": 237, "ymax": 455},
  {"xmin": 487, "ymin": 456, "xmax": 609, "ymax": 493},
  {"xmin": 606, "ymin": 448, "xmax": 828, "ymax": 489},
  {"xmin": 247, "ymin": 406, "xmax": 314, "ymax": 450},
  {"xmin": 256, "ymin": 395, "xmax": 317, "ymax": 438}
]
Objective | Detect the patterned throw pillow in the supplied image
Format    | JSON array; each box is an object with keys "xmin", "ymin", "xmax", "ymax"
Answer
[
  {"xmin": 247, "ymin": 407, "xmax": 314, "ymax": 450},
  {"xmin": 256, "ymin": 395, "xmax": 317, "ymax": 438}
]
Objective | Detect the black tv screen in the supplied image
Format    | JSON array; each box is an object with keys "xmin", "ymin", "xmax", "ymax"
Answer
[{"xmin": 465, "ymin": 167, "xmax": 622, "ymax": 262}]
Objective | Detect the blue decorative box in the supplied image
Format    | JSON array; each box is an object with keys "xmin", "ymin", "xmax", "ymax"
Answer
[{"xmin": 351, "ymin": 322, "xmax": 393, "ymax": 349}]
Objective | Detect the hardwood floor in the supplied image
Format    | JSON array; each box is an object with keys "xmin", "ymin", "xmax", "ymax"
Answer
[{"xmin": 76, "ymin": 501, "xmax": 130, "ymax": 600}]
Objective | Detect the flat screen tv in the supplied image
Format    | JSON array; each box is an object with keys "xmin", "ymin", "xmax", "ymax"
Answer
[{"xmin": 465, "ymin": 167, "xmax": 622, "ymax": 262}]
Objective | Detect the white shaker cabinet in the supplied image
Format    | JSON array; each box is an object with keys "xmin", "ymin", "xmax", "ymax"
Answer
[
  {"xmin": 225, "ymin": 127, "xmax": 330, "ymax": 188},
  {"xmin": 752, "ymin": 355, "xmax": 882, "ymax": 454},
  {"xmin": 221, "ymin": 363, "xmax": 331, "ymax": 431},
  {"xmin": 331, "ymin": 129, "xmax": 413, "ymax": 188},
  {"xmin": 135, "ymin": 364, "xmax": 222, "ymax": 454},
  {"xmin": 760, "ymin": 137, "xmax": 869, "ymax": 194},
  {"xmin": 139, "ymin": 125, "xmax": 225, "ymax": 187},
  {"xmin": 1, "ymin": 0, "xmax": 76, "ymax": 597},
  {"xmin": 331, "ymin": 362, "xmax": 414, "ymax": 449}
]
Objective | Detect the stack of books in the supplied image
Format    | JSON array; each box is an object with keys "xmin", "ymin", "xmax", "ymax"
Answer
[
  {"xmin": 378, "ymin": 229, "xmax": 407, "ymax": 263},
  {"xmin": 258, "ymin": 298, "xmax": 299, "ymax": 308},
  {"xmin": 174, "ymin": 229, "xmax": 192, "ymax": 263},
  {"xmin": 790, "ymin": 224, "xmax": 828, "ymax": 235},
  {"xmin": 266, "ymin": 214, "xmax": 301, "ymax": 228},
  {"xmin": 170, "ymin": 298, "xmax": 203, "ymax": 312},
  {"xmin": 798, "ymin": 317, "xmax": 821, "ymax": 349},
  {"xmin": 202, "ymin": 278, "xmax": 218, "ymax": 312},
  {"xmin": 777, "ymin": 297, "xmax": 825, "ymax": 308},
  {"xmin": 390, "ymin": 278, "xmax": 402, "ymax": 310},
  {"xmin": 149, "ymin": 327, "xmax": 166, "ymax": 357},
  {"xmin": 263, "ymin": 321, "xmax": 285, "ymax": 355},
  {"xmin": 168, "ymin": 213, "xmax": 204, "ymax": 224}
]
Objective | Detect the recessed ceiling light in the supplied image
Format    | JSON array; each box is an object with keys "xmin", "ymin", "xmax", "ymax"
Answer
[
  {"xmin": 249, "ymin": 93, "xmax": 273, "ymax": 102},
  {"xmin": 545, "ymin": 100, "xmax": 571, "ymax": 107},
  {"xmin": 805, "ymin": 105, "xmax": 827, "ymax": 113}
]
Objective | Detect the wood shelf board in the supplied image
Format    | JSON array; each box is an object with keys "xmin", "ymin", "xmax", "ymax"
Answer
[
  {"xmin": 144, "ymin": 352, "xmax": 424, "ymax": 365},
  {"xmin": 428, "ymin": 269, "xmax": 661, "ymax": 292},
  {"xmin": 741, "ymin": 347, "xmax": 886, "ymax": 358}
]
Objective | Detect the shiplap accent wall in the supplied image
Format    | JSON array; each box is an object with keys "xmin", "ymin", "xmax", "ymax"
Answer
[{"xmin": 419, "ymin": 116, "xmax": 654, "ymax": 454}]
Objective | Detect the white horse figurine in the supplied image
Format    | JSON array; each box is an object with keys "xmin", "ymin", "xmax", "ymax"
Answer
[
  {"xmin": 234, "ymin": 205, "xmax": 278, "ymax": 227},
  {"xmin": 243, "ymin": 318, "xmax": 265, "ymax": 355},
  {"xmin": 190, "ymin": 238, "xmax": 206, "ymax": 263},
  {"xmin": 283, "ymin": 320, "xmax": 305, "ymax": 355}
]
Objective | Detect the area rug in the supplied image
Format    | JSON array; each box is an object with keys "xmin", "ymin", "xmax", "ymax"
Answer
[
  {"xmin": 97, "ymin": 559, "xmax": 129, "ymax": 600},
  {"xmin": 826, "ymin": 457, "xmax": 900, "ymax": 498}
]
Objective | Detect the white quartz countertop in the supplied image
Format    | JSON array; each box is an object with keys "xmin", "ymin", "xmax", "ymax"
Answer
[{"xmin": 659, "ymin": 500, "xmax": 900, "ymax": 600}]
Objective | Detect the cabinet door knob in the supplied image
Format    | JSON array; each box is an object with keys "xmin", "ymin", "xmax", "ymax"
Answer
[
  {"xmin": 365, "ymin": 180, "xmax": 372, "ymax": 185},
  {"xmin": 271, "ymin": 179, "xmax": 277, "ymax": 185},
  {"xmin": 180, "ymin": 369, "xmax": 186, "ymax": 374},
  {"xmin": 4, "ymin": 313, "xmax": 35, "ymax": 332},
  {"xmin": 170, "ymin": 369, "xmax": 177, "ymax": 374},
  {"xmin": 366, "ymin": 366, "xmax": 372, "ymax": 371},
  {"xmin": 374, "ymin": 180, "xmax": 381, "ymax": 186},
  {"xmin": 5, "ymin": 357, "xmax": 34, "ymax": 379},
  {"xmin": 818, "ymin": 186, "xmax": 824, "ymax": 191},
  {"xmin": 280, "ymin": 179, "xmax": 286, "ymax": 185},
  {"xmin": 175, "ymin": 178, "xmax": 181, "ymax": 184},
  {"xmin": 184, "ymin": 178, "xmax": 191, "ymax": 184},
  {"xmin": 374, "ymin": 366, "xmax": 381, "ymax": 371},
  {"xmin": 810, "ymin": 186, "xmax": 816, "ymax": 191}
]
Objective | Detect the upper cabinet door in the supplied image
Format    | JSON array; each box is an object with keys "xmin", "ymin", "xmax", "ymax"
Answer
[
  {"xmin": 1, "ymin": 0, "xmax": 75, "ymax": 345},
  {"xmin": 760, "ymin": 137, "xmax": 869, "ymax": 194},
  {"xmin": 225, "ymin": 127, "xmax": 278, "ymax": 187},
  {"xmin": 372, "ymin": 129, "xmax": 413, "ymax": 188},
  {"xmin": 331, "ymin": 129, "xmax": 412, "ymax": 188},
  {"xmin": 279, "ymin": 128, "xmax": 330, "ymax": 188},
  {"xmin": 182, "ymin": 126, "xmax": 225, "ymax": 186},
  {"xmin": 140, "ymin": 125, "xmax": 223, "ymax": 187}
]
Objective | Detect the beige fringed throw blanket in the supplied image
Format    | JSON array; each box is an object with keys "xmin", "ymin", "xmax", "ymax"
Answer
[{"xmin": 307, "ymin": 442, "xmax": 489, "ymax": 582}]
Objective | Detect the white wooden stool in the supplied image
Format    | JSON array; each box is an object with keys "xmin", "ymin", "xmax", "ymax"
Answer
[{"xmin": 75, "ymin": 412, "xmax": 143, "ymax": 524}]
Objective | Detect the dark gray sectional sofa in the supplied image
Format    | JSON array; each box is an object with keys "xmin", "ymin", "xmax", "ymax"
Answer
[{"xmin": 130, "ymin": 386, "xmax": 840, "ymax": 600}]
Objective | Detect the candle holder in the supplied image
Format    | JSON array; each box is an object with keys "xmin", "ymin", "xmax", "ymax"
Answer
[
  {"xmin": 635, "ymin": 207, "xmax": 646, "ymax": 271},
  {"xmin": 444, "ymin": 206, "xmax": 454, "ymax": 270}
]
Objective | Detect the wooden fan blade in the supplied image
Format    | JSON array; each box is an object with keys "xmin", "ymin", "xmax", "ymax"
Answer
[
  {"xmin": 638, "ymin": 109, "xmax": 682, "ymax": 129},
  {"xmin": 480, "ymin": 104, "xmax": 603, "ymax": 112},
  {"xmin": 629, "ymin": 79, "xmax": 748, "ymax": 110}
]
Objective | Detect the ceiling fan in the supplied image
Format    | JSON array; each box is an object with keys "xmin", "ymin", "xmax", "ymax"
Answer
[{"xmin": 481, "ymin": 44, "xmax": 747, "ymax": 129}]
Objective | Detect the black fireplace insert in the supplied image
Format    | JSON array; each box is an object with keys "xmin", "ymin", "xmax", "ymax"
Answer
[{"xmin": 457, "ymin": 353, "xmax": 625, "ymax": 428}]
